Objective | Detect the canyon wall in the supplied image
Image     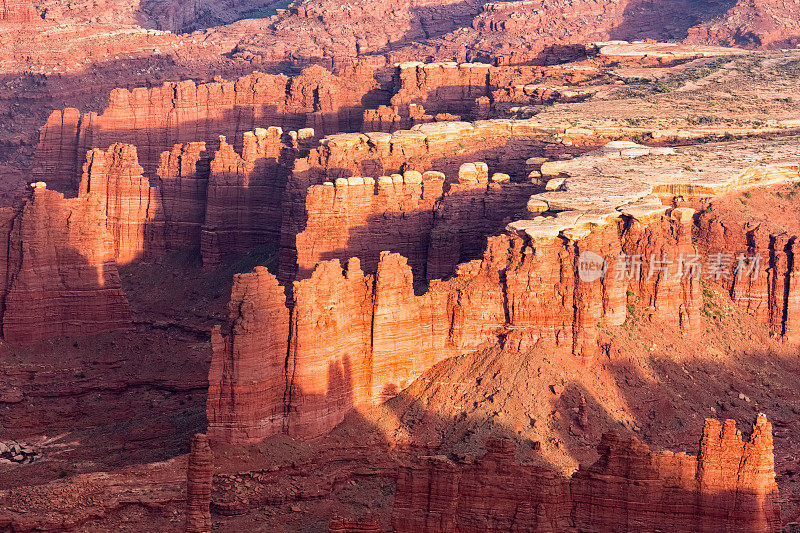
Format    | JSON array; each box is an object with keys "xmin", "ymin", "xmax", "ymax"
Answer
[
  {"xmin": 294, "ymin": 164, "xmax": 535, "ymax": 282},
  {"xmin": 200, "ymin": 128, "xmax": 299, "ymax": 266},
  {"xmin": 209, "ymin": 209, "xmax": 704, "ymax": 443},
  {"xmin": 392, "ymin": 435, "xmax": 573, "ymax": 532},
  {"xmin": 393, "ymin": 416, "xmax": 781, "ymax": 533},
  {"xmin": 33, "ymin": 65, "xmax": 381, "ymax": 193},
  {"xmin": 64, "ymin": 127, "xmax": 300, "ymax": 266},
  {"xmin": 277, "ymin": 119, "xmax": 555, "ymax": 283},
  {"xmin": 697, "ymin": 207, "xmax": 800, "ymax": 343},
  {"xmin": 1, "ymin": 184, "xmax": 131, "ymax": 343},
  {"xmin": 571, "ymin": 414, "xmax": 781, "ymax": 532}
]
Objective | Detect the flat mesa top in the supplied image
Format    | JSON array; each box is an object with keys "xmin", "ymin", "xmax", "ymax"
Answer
[
  {"xmin": 510, "ymin": 138, "xmax": 800, "ymax": 241},
  {"xmin": 538, "ymin": 138, "xmax": 800, "ymax": 207},
  {"xmin": 596, "ymin": 41, "xmax": 748, "ymax": 59}
]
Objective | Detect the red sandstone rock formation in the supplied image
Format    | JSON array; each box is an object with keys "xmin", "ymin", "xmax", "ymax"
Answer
[
  {"xmin": 294, "ymin": 170, "xmax": 443, "ymax": 280},
  {"xmin": 1, "ymin": 185, "xmax": 132, "ymax": 343},
  {"xmin": 697, "ymin": 206, "xmax": 799, "ymax": 342},
  {"xmin": 686, "ymin": 0, "xmax": 800, "ymax": 48},
  {"xmin": 210, "ymin": 210, "xmax": 704, "ymax": 442},
  {"xmin": 328, "ymin": 517, "xmax": 381, "ymax": 533},
  {"xmin": 33, "ymin": 66, "xmax": 380, "ymax": 193},
  {"xmin": 395, "ymin": 417, "xmax": 780, "ymax": 533},
  {"xmin": 572, "ymin": 414, "xmax": 781, "ymax": 532},
  {"xmin": 392, "ymin": 435, "xmax": 572, "ymax": 532},
  {"xmin": 79, "ymin": 143, "xmax": 164, "ymax": 264},
  {"xmin": 200, "ymin": 129, "xmax": 298, "ymax": 267},
  {"xmin": 278, "ymin": 120, "xmax": 551, "ymax": 283},
  {"xmin": 206, "ymin": 267, "xmax": 289, "ymax": 443},
  {"xmin": 293, "ymin": 164, "xmax": 535, "ymax": 283},
  {"xmin": 185, "ymin": 433, "xmax": 213, "ymax": 533},
  {"xmin": 157, "ymin": 141, "xmax": 211, "ymax": 250}
]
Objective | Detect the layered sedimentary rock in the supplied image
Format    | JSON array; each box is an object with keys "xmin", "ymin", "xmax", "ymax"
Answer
[
  {"xmin": 534, "ymin": 139, "xmax": 800, "ymax": 342},
  {"xmin": 206, "ymin": 267, "xmax": 289, "ymax": 443},
  {"xmin": 69, "ymin": 129, "xmax": 301, "ymax": 268},
  {"xmin": 33, "ymin": 66, "xmax": 381, "ymax": 193},
  {"xmin": 200, "ymin": 128, "xmax": 299, "ymax": 266},
  {"xmin": 294, "ymin": 164, "xmax": 535, "ymax": 283},
  {"xmin": 210, "ymin": 205, "xmax": 704, "ymax": 441},
  {"xmin": 572, "ymin": 414, "xmax": 781, "ymax": 532},
  {"xmin": 686, "ymin": 0, "xmax": 800, "ymax": 48},
  {"xmin": 79, "ymin": 143, "xmax": 164, "ymax": 264},
  {"xmin": 697, "ymin": 207, "xmax": 800, "ymax": 343},
  {"xmin": 394, "ymin": 417, "xmax": 780, "ymax": 533},
  {"xmin": 278, "ymin": 118, "xmax": 554, "ymax": 283},
  {"xmin": 328, "ymin": 518, "xmax": 380, "ymax": 533},
  {"xmin": 157, "ymin": 141, "xmax": 211, "ymax": 250},
  {"xmin": 294, "ymin": 171, "xmax": 443, "ymax": 280},
  {"xmin": 1, "ymin": 185, "xmax": 132, "ymax": 343},
  {"xmin": 392, "ymin": 435, "xmax": 572, "ymax": 532},
  {"xmin": 185, "ymin": 433, "xmax": 213, "ymax": 533}
]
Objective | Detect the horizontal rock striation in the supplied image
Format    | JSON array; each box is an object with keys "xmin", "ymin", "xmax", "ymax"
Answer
[
  {"xmin": 393, "ymin": 416, "xmax": 780, "ymax": 533},
  {"xmin": 206, "ymin": 267, "xmax": 290, "ymax": 443},
  {"xmin": 62, "ymin": 128, "xmax": 301, "ymax": 266},
  {"xmin": 294, "ymin": 164, "xmax": 535, "ymax": 283},
  {"xmin": 392, "ymin": 435, "xmax": 572, "ymax": 532},
  {"xmin": 185, "ymin": 433, "xmax": 213, "ymax": 533},
  {"xmin": 1, "ymin": 185, "xmax": 132, "ymax": 343},
  {"xmin": 32, "ymin": 65, "xmax": 381, "ymax": 194},
  {"xmin": 200, "ymin": 128, "xmax": 300, "ymax": 267},
  {"xmin": 571, "ymin": 414, "xmax": 781, "ymax": 532},
  {"xmin": 209, "ymin": 208, "xmax": 703, "ymax": 442}
]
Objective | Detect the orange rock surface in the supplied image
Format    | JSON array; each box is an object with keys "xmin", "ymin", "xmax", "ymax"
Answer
[
  {"xmin": 394, "ymin": 416, "xmax": 780, "ymax": 533},
  {"xmin": 1, "ymin": 185, "xmax": 132, "ymax": 343}
]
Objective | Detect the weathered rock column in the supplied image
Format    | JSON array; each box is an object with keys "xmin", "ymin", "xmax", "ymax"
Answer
[{"xmin": 185, "ymin": 433, "xmax": 213, "ymax": 533}]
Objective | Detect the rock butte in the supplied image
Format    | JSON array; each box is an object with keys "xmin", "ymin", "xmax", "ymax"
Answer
[{"xmin": 4, "ymin": 2, "xmax": 800, "ymax": 529}]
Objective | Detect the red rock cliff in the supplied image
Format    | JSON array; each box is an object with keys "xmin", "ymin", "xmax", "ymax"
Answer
[
  {"xmin": 210, "ymin": 210, "xmax": 703, "ymax": 442},
  {"xmin": 572, "ymin": 414, "xmax": 781, "ymax": 532},
  {"xmin": 394, "ymin": 416, "xmax": 780, "ymax": 533},
  {"xmin": 1, "ymin": 185, "xmax": 132, "ymax": 343},
  {"xmin": 79, "ymin": 143, "xmax": 164, "ymax": 264},
  {"xmin": 33, "ymin": 66, "xmax": 380, "ymax": 193},
  {"xmin": 392, "ymin": 435, "xmax": 572, "ymax": 532},
  {"xmin": 206, "ymin": 267, "xmax": 290, "ymax": 443}
]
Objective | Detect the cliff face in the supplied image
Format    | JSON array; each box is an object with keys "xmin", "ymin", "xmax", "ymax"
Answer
[
  {"xmin": 32, "ymin": 66, "xmax": 380, "ymax": 194},
  {"xmin": 200, "ymin": 128, "xmax": 298, "ymax": 267},
  {"xmin": 697, "ymin": 207, "xmax": 800, "ymax": 343},
  {"xmin": 572, "ymin": 414, "xmax": 781, "ymax": 532},
  {"xmin": 294, "ymin": 165, "xmax": 535, "ymax": 283},
  {"xmin": 277, "ymin": 119, "xmax": 552, "ymax": 283},
  {"xmin": 1, "ymin": 185, "xmax": 132, "ymax": 343},
  {"xmin": 79, "ymin": 143, "xmax": 164, "ymax": 265},
  {"xmin": 394, "ymin": 417, "xmax": 780, "ymax": 533},
  {"xmin": 209, "ymin": 210, "xmax": 704, "ymax": 442},
  {"xmin": 294, "ymin": 171, "xmax": 443, "ymax": 280},
  {"xmin": 63, "ymin": 129, "xmax": 300, "ymax": 267},
  {"xmin": 157, "ymin": 141, "xmax": 211, "ymax": 251},
  {"xmin": 206, "ymin": 267, "xmax": 290, "ymax": 443},
  {"xmin": 392, "ymin": 435, "xmax": 572, "ymax": 532}
]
